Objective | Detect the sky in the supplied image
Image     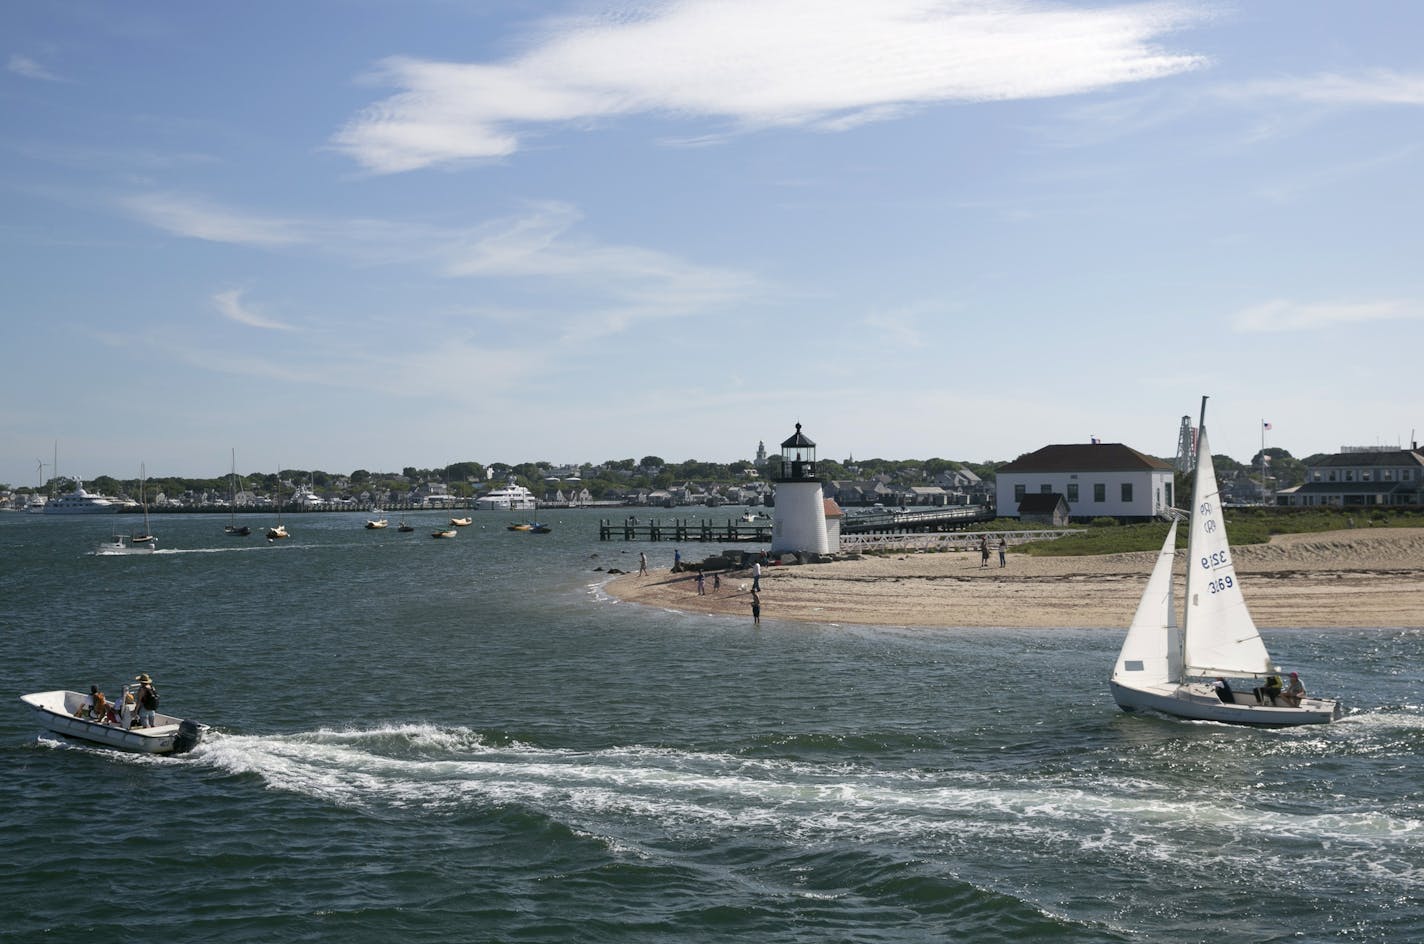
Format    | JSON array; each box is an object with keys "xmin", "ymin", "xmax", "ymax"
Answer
[{"xmin": 3, "ymin": 0, "xmax": 1422, "ymax": 487}]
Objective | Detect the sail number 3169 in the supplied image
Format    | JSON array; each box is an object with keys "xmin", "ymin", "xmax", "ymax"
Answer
[{"xmin": 1205, "ymin": 575, "xmax": 1234, "ymax": 594}]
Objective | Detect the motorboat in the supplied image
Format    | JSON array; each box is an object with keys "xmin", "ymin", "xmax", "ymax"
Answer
[
  {"xmin": 21, "ymin": 687, "xmax": 206, "ymax": 755},
  {"xmin": 397, "ymin": 520, "xmax": 415, "ymax": 532},
  {"xmin": 432, "ymin": 528, "xmax": 458, "ymax": 539},
  {"xmin": 475, "ymin": 478, "xmax": 537, "ymax": 511},
  {"xmin": 266, "ymin": 524, "xmax": 289, "ymax": 540},
  {"xmin": 44, "ymin": 480, "xmax": 127, "ymax": 514},
  {"xmin": 507, "ymin": 522, "xmax": 533, "ymax": 531},
  {"xmin": 365, "ymin": 518, "xmax": 389, "ymax": 529},
  {"xmin": 450, "ymin": 517, "xmax": 473, "ymax": 527},
  {"xmin": 95, "ymin": 533, "xmax": 157, "ymax": 555}
]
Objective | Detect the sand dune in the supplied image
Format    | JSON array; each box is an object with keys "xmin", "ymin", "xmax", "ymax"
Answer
[{"xmin": 603, "ymin": 528, "xmax": 1424, "ymax": 629}]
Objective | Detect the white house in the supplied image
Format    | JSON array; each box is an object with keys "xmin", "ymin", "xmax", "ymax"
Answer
[{"xmin": 995, "ymin": 442, "xmax": 1175, "ymax": 521}]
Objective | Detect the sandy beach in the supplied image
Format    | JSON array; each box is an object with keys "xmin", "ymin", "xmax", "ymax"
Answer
[{"xmin": 603, "ymin": 528, "xmax": 1424, "ymax": 629}]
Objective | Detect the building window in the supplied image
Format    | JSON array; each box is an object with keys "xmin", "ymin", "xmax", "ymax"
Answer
[
  {"xmin": 1067, "ymin": 483, "xmax": 1079, "ymax": 502},
  {"xmin": 1094, "ymin": 483, "xmax": 1105, "ymax": 502},
  {"xmin": 1040, "ymin": 484, "xmax": 1052, "ymax": 494},
  {"xmin": 1345, "ymin": 470, "xmax": 1355, "ymax": 482},
  {"xmin": 1165, "ymin": 482, "xmax": 1172, "ymax": 506},
  {"xmin": 1014, "ymin": 484, "xmax": 1026, "ymax": 502},
  {"xmin": 1362, "ymin": 470, "xmax": 1372, "ymax": 481},
  {"xmin": 1121, "ymin": 483, "xmax": 1133, "ymax": 503}
]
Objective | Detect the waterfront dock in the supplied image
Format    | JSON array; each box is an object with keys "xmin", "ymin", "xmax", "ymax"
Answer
[{"xmin": 599, "ymin": 517, "xmax": 773, "ymax": 542}]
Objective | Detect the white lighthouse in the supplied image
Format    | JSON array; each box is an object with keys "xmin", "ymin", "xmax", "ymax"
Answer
[{"xmin": 769, "ymin": 423, "xmax": 829, "ymax": 556}]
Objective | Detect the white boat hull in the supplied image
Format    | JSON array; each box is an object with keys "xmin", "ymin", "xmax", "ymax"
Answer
[
  {"xmin": 1110, "ymin": 679, "xmax": 1341, "ymax": 726},
  {"xmin": 21, "ymin": 691, "xmax": 206, "ymax": 754}
]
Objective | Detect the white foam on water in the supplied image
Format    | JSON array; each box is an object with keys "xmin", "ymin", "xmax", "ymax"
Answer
[{"xmin": 187, "ymin": 722, "xmax": 1424, "ymax": 896}]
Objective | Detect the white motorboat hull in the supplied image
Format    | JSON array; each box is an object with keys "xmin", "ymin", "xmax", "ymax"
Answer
[
  {"xmin": 21, "ymin": 691, "xmax": 206, "ymax": 754},
  {"xmin": 1110, "ymin": 679, "xmax": 1341, "ymax": 727}
]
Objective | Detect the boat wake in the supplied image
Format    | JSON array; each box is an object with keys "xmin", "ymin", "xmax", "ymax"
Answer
[{"xmin": 191, "ymin": 722, "xmax": 1424, "ymax": 894}]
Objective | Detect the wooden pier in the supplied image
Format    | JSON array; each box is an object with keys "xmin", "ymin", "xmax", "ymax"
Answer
[{"xmin": 598, "ymin": 517, "xmax": 773, "ymax": 542}]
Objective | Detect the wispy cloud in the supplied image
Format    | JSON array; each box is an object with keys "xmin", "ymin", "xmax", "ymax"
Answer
[
  {"xmin": 1232, "ymin": 298, "xmax": 1420, "ymax": 333},
  {"xmin": 333, "ymin": 0, "xmax": 1208, "ymax": 173},
  {"xmin": 1231, "ymin": 69, "xmax": 1424, "ymax": 107},
  {"xmin": 8, "ymin": 53, "xmax": 63, "ymax": 82},
  {"xmin": 118, "ymin": 192, "xmax": 308, "ymax": 247},
  {"xmin": 212, "ymin": 289, "xmax": 296, "ymax": 331},
  {"xmin": 121, "ymin": 193, "xmax": 761, "ymax": 340},
  {"xmin": 441, "ymin": 201, "xmax": 764, "ymax": 340}
]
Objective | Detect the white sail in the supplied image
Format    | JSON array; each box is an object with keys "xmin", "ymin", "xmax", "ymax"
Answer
[
  {"xmin": 1181, "ymin": 429, "xmax": 1273, "ymax": 678},
  {"xmin": 1112, "ymin": 520, "xmax": 1180, "ymax": 686}
]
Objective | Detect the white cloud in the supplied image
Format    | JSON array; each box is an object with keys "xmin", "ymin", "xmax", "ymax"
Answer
[
  {"xmin": 1232, "ymin": 298, "xmax": 1419, "ymax": 333},
  {"xmin": 212, "ymin": 289, "xmax": 296, "ymax": 331},
  {"xmin": 8, "ymin": 54, "xmax": 62, "ymax": 82},
  {"xmin": 1233, "ymin": 70, "xmax": 1424, "ymax": 107},
  {"xmin": 119, "ymin": 192, "xmax": 308, "ymax": 247},
  {"xmin": 444, "ymin": 201, "xmax": 764, "ymax": 340},
  {"xmin": 334, "ymin": 0, "xmax": 1207, "ymax": 173}
]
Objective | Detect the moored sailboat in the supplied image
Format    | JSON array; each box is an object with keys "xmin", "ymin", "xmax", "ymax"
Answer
[
  {"xmin": 1109, "ymin": 397, "xmax": 1341, "ymax": 726},
  {"xmin": 226, "ymin": 449, "xmax": 251, "ymax": 535}
]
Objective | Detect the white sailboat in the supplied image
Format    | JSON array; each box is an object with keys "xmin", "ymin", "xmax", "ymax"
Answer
[
  {"xmin": 96, "ymin": 465, "xmax": 157, "ymax": 555},
  {"xmin": 1110, "ymin": 397, "xmax": 1341, "ymax": 726}
]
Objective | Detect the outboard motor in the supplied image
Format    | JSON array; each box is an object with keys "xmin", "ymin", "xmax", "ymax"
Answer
[{"xmin": 173, "ymin": 719, "xmax": 204, "ymax": 755}]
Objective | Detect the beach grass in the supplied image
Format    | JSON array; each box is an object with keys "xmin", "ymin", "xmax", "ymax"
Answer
[{"xmin": 1018, "ymin": 507, "xmax": 1424, "ymax": 556}]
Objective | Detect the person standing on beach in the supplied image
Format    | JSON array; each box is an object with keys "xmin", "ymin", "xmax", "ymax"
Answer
[
  {"xmin": 998, "ymin": 536, "xmax": 1007, "ymax": 568},
  {"xmin": 638, "ymin": 551, "xmax": 648, "ymax": 576},
  {"xmin": 713, "ymin": 571, "xmax": 721, "ymax": 592},
  {"xmin": 696, "ymin": 570, "xmax": 706, "ymax": 595},
  {"xmin": 980, "ymin": 537, "xmax": 990, "ymax": 568},
  {"xmin": 750, "ymin": 590, "xmax": 761, "ymax": 626},
  {"xmin": 673, "ymin": 548, "xmax": 682, "ymax": 572},
  {"xmin": 752, "ymin": 559, "xmax": 762, "ymax": 592}
]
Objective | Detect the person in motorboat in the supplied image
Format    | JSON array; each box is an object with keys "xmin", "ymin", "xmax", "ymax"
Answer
[
  {"xmin": 1213, "ymin": 677, "xmax": 1235, "ymax": 704},
  {"xmin": 74, "ymin": 685, "xmax": 107, "ymax": 720},
  {"xmin": 1254, "ymin": 673, "xmax": 1284, "ymax": 706},
  {"xmin": 134, "ymin": 673, "xmax": 159, "ymax": 728},
  {"xmin": 1282, "ymin": 671, "xmax": 1306, "ymax": 708}
]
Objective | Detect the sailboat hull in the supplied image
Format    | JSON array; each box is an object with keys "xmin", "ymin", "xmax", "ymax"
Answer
[{"xmin": 1110, "ymin": 679, "xmax": 1341, "ymax": 726}]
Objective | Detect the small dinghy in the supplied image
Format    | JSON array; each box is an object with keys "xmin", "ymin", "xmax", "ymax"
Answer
[{"xmin": 21, "ymin": 686, "xmax": 207, "ymax": 755}]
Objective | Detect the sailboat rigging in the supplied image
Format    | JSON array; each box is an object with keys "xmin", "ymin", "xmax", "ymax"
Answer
[
  {"xmin": 1109, "ymin": 396, "xmax": 1341, "ymax": 726},
  {"xmin": 226, "ymin": 448, "xmax": 251, "ymax": 535}
]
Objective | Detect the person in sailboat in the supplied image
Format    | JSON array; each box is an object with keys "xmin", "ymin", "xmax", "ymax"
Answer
[
  {"xmin": 1213, "ymin": 677, "xmax": 1236, "ymax": 704},
  {"xmin": 1282, "ymin": 671, "xmax": 1306, "ymax": 708},
  {"xmin": 1254, "ymin": 672, "xmax": 1284, "ymax": 706}
]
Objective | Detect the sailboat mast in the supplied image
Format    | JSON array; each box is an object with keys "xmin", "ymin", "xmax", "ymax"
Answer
[{"xmin": 1180, "ymin": 395, "xmax": 1209, "ymax": 679}]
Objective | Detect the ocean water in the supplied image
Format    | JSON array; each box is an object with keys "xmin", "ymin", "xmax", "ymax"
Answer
[{"xmin": 1, "ymin": 510, "xmax": 1421, "ymax": 943}]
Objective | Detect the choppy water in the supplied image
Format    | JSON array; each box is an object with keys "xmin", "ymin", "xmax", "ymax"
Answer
[{"xmin": 2, "ymin": 510, "xmax": 1421, "ymax": 942}]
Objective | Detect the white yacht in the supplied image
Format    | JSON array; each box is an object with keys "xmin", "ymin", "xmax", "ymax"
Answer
[
  {"xmin": 475, "ymin": 479, "xmax": 537, "ymax": 511},
  {"xmin": 44, "ymin": 480, "xmax": 129, "ymax": 514}
]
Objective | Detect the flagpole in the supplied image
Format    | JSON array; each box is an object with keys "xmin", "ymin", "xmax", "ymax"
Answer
[{"xmin": 1260, "ymin": 419, "xmax": 1267, "ymax": 504}]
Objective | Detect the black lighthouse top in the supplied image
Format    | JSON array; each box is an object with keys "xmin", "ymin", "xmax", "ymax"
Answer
[{"xmin": 774, "ymin": 423, "xmax": 817, "ymax": 482}]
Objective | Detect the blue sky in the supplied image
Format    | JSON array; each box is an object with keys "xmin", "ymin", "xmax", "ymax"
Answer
[{"xmin": 3, "ymin": 0, "xmax": 1421, "ymax": 486}]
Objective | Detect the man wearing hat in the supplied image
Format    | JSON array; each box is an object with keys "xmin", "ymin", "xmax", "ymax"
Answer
[
  {"xmin": 1282, "ymin": 671, "xmax": 1306, "ymax": 708},
  {"xmin": 134, "ymin": 673, "xmax": 158, "ymax": 728}
]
